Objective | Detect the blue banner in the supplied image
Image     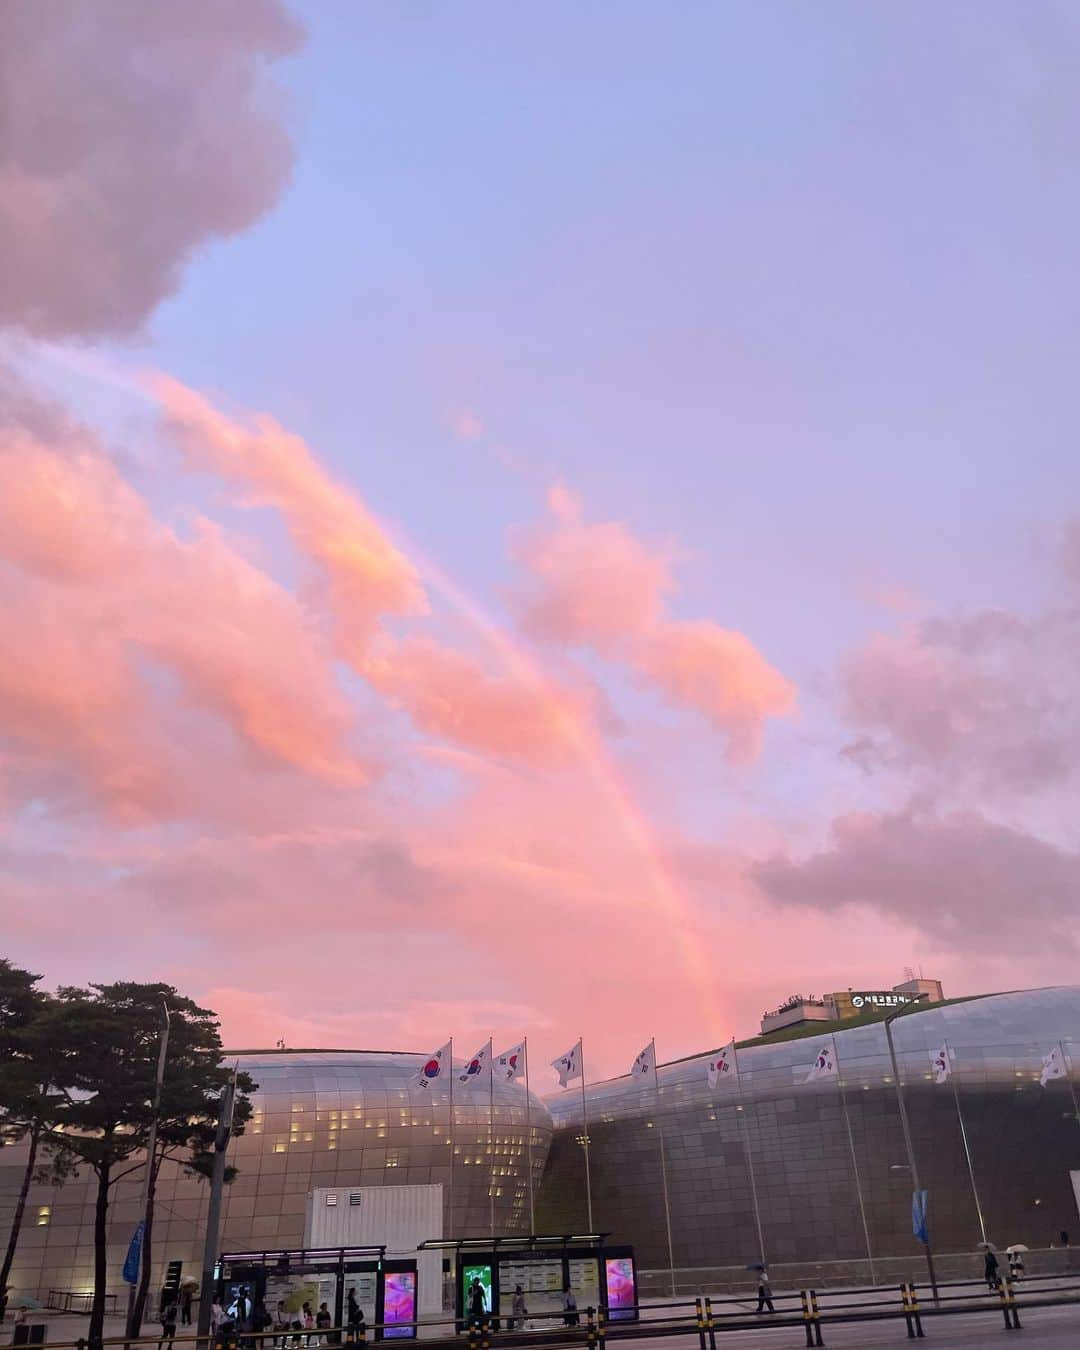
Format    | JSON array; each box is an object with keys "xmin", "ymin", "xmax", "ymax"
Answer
[
  {"xmin": 912, "ymin": 1189, "xmax": 929, "ymax": 1244},
  {"xmin": 123, "ymin": 1221, "xmax": 145, "ymax": 1284}
]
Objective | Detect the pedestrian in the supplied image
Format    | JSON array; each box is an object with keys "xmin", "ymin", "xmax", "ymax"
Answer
[
  {"xmin": 253, "ymin": 1298, "xmax": 273, "ymax": 1346},
  {"xmin": 316, "ymin": 1303, "xmax": 332, "ymax": 1345},
  {"xmin": 984, "ymin": 1248, "xmax": 1000, "ymax": 1290},
  {"xmin": 561, "ymin": 1286, "xmax": 578, "ymax": 1328},
  {"xmin": 756, "ymin": 1269, "xmax": 775, "ymax": 1314},
  {"xmin": 302, "ymin": 1301, "xmax": 315, "ymax": 1346},
  {"xmin": 346, "ymin": 1289, "xmax": 364, "ymax": 1343},
  {"xmin": 1007, "ymin": 1250, "xmax": 1025, "ymax": 1280},
  {"xmin": 159, "ymin": 1292, "xmax": 179, "ymax": 1350},
  {"xmin": 1061, "ymin": 1229, "xmax": 1071, "ymax": 1248},
  {"xmin": 509, "ymin": 1285, "xmax": 527, "ymax": 1330},
  {"xmin": 274, "ymin": 1301, "xmax": 291, "ymax": 1347},
  {"xmin": 0, "ymin": 1289, "xmax": 8, "ymax": 1325},
  {"xmin": 180, "ymin": 1285, "xmax": 195, "ymax": 1326},
  {"xmin": 210, "ymin": 1297, "xmax": 227, "ymax": 1336},
  {"xmin": 468, "ymin": 1280, "xmax": 486, "ymax": 1325}
]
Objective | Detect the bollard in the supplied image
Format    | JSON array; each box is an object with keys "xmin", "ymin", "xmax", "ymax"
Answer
[
  {"xmin": 800, "ymin": 1291, "xmax": 814, "ymax": 1349},
  {"xmin": 900, "ymin": 1284, "xmax": 914, "ymax": 1340},
  {"xmin": 999, "ymin": 1277, "xmax": 1021, "ymax": 1331},
  {"xmin": 586, "ymin": 1307, "xmax": 597, "ymax": 1350},
  {"xmin": 694, "ymin": 1297, "xmax": 706, "ymax": 1350},
  {"xmin": 597, "ymin": 1303, "xmax": 606, "ymax": 1350},
  {"xmin": 809, "ymin": 1289, "xmax": 825, "ymax": 1348},
  {"xmin": 467, "ymin": 1317, "xmax": 478, "ymax": 1350},
  {"xmin": 703, "ymin": 1295, "xmax": 717, "ymax": 1350},
  {"xmin": 907, "ymin": 1283, "xmax": 924, "ymax": 1339},
  {"xmin": 481, "ymin": 1317, "xmax": 491, "ymax": 1350}
]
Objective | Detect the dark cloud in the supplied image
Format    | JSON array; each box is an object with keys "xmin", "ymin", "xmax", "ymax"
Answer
[
  {"xmin": 752, "ymin": 806, "xmax": 1080, "ymax": 953},
  {"xmin": 0, "ymin": 0, "xmax": 302, "ymax": 338}
]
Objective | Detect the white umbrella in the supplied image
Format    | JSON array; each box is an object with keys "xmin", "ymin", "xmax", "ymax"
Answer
[{"xmin": 1005, "ymin": 1244, "xmax": 1030, "ymax": 1254}]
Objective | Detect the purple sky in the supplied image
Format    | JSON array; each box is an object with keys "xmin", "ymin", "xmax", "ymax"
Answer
[{"xmin": 2, "ymin": 2, "xmax": 1079, "ymax": 1074}]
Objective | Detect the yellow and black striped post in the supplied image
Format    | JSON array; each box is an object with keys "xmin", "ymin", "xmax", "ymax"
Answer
[
  {"xmin": 703, "ymin": 1295, "xmax": 717, "ymax": 1350},
  {"xmin": 800, "ymin": 1290, "xmax": 814, "ymax": 1348},
  {"xmin": 597, "ymin": 1303, "xmax": 606, "ymax": 1350},
  {"xmin": 586, "ymin": 1307, "xmax": 596, "ymax": 1350},
  {"xmin": 907, "ymin": 1282, "xmax": 924, "ymax": 1339},
  {"xmin": 694, "ymin": 1297, "xmax": 706, "ymax": 1350},
  {"xmin": 809, "ymin": 1289, "xmax": 825, "ymax": 1347},
  {"xmin": 998, "ymin": 1277, "xmax": 1022, "ymax": 1330}
]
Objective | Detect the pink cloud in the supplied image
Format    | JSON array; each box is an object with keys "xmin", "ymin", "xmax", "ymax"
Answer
[
  {"xmin": 361, "ymin": 636, "xmax": 590, "ymax": 764},
  {"xmin": 156, "ymin": 377, "xmax": 427, "ymax": 650},
  {"xmin": 0, "ymin": 369, "xmax": 365, "ymax": 808},
  {"xmin": 512, "ymin": 485, "xmax": 795, "ymax": 760},
  {"xmin": 0, "ymin": 0, "xmax": 301, "ymax": 339}
]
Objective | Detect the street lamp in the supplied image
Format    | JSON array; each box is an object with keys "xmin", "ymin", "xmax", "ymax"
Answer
[{"xmin": 883, "ymin": 997, "xmax": 939, "ymax": 1302}]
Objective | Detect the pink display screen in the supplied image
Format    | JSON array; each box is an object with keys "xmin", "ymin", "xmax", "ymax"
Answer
[
  {"xmin": 383, "ymin": 1270, "xmax": 417, "ymax": 1338},
  {"xmin": 605, "ymin": 1257, "xmax": 636, "ymax": 1321}
]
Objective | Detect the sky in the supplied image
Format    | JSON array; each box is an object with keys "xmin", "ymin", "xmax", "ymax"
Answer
[{"xmin": 2, "ymin": 1, "xmax": 1080, "ymax": 1080}]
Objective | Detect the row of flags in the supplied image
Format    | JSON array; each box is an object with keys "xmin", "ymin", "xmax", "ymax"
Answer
[{"xmin": 411, "ymin": 1035, "xmax": 1074, "ymax": 1093}]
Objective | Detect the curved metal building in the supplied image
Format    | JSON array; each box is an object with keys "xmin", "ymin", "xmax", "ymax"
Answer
[
  {"xmin": 0, "ymin": 1050, "xmax": 554, "ymax": 1301},
  {"xmin": 536, "ymin": 988, "xmax": 1080, "ymax": 1269}
]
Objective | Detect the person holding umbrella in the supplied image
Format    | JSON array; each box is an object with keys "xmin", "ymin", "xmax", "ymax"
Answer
[
  {"xmin": 1006, "ymin": 1245, "xmax": 1028, "ymax": 1280},
  {"xmin": 747, "ymin": 1264, "xmax": 774, "ymax": 1314}
]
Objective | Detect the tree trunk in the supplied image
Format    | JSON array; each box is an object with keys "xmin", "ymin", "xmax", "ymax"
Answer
[
  {"xmin": 128, "ymin": 1150, "xmax": 159, "ymax": 1337},
  {"xmin": 88, "ymin": 1162, "xmax": 111, "ymax": 1348},
  {"xmin": 0, "ymin": 1119, "xmax": 40, "ymax": 1301}
]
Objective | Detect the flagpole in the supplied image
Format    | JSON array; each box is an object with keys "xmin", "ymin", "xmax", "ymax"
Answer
[
  {"xmin": 1060, "ymin": 1042, "xmax": 1080, "ymax": 1136},
  {"xmin": 731, "ymin": 1041, "xmax": 766, "ymax": 1265},
  {"xmin": 579, "ymin": 1038, "xmax": 594, "ymax": 1231},
  {"xmin": 448, "ymin": 1036, "xmax": 455, "ymax": 1239},
  {"xmin": 489, "ymin": 1039, "xmax": 496, "ymax": 1239},
  {"xmin": 651, "ymin": 1040, "xmax": 677, "ymax": 1298},
  {"xmin": 938, "ymin": 1041, "xmax": 985, "ymax": 1245},
  {"xmin": 832, "ymin": 1038, "xmax": 877, "ymax": 1285},
  {"xmin": 524, "ymin": 1038, "xmax": 536, "ymax": 1233}
]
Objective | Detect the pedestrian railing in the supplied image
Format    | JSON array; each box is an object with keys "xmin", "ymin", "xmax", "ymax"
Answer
[{"xmin": 12, "ymin": 1275, "xmax": 1080, "ymax": 1350}]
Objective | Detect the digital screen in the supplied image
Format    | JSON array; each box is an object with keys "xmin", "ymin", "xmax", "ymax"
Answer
[
  {"xmin": 463, "ymin": 1264, "xmax": 493, "ymax": 1317},
  {"xmin": 383, "ymin": 1271, "xmax": 416, "ymax": 1339},
  {"xmin": 604, "ymin": 1258, "xmax": 636, "ymax": 1321}
]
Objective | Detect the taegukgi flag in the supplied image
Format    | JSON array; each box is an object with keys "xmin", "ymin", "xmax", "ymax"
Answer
[
  {"xmin": 805, "ymin": 1039, "xmax": 838, "ymax": 1082},
  {"xmin": 930, "ymin": 1044, "xmax": 952, "ymax": 1085},
  {"xmin": 1040, "ymin": 1046, "xmax": 1067, "ymax": 1087},
  {"xmin": 496, "ymin": 1042, "xmax": 526, "ymax": 1081},
  {"xmin": 412, "ymin": 1040, "xmax": 452, "ymax": 1091},
  {"xmin": 458, "ymin": 1039, "xmax": 493, "ymax": 1087},
  {"xmin": 552, "ymin": 1040, "xmax": 582, "ymax": 1087},
  {"xmin": 706, "ymin": 1041, "xmax": 736, "ymax": 1089},
  {"xmin": 631, "ymin": 1041, "xmax": 656, "ymax": 1084}
]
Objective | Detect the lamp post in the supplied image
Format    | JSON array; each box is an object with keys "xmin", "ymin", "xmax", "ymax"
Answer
[{"xmin": 883, "ymin": 998, "xmax": 939, "ymax": 1302}]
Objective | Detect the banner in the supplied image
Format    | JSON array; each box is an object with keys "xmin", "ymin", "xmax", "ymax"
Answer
[
  {"xmin": 630, "ymin": 1042, "xmax": 656, "ymax": 1084},
  {"xmin": 411, "ymin": 1040, "xmax": 452, "ymax": 1091},
  {"xmin": 706, "ymin": 1042, "xmax": 736, "ymax": 1089},
  {"xmin": 551, "ymin": 1040, "xmax": 582, "ymax": 1087},
  {"xmin": 122, "ymin": 1220, "xmax": 145, "ymax": 1284},
  {"xmin": 912, "ymin": 1189, "xmax": 929, "ymax": 1244}
]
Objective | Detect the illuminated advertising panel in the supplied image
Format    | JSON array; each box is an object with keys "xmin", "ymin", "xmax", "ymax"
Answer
[
  {"xmin": 383, "ymin": 1270, "xmax": 417, "ymax": 1339},
  {"xmin": 604, "ymin": 1257, "xmax": 636, "ymax": 1321}
]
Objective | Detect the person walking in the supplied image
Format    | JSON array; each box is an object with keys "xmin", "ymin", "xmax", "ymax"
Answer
[
  {"xmin": 561, "ymin": 1287, "xmax": 578, "ymax": 1328},
  {"xmin": 984, "ymin": 1248, "xmax": 1001, "ymax": 1290},
  {"xmin": 210, "ymin": 1297, "xmax": 227, "ymax": 1337},
  {"xmin": 755, "ymin": 1269, "xmax": 775, "ymax": 1314},
  {"xmin": 302, "ymin": 1301, "xmax": 315, "ymax": 1346},
  {"xmin": 273, "ymin": 1302, "xmax": 291, "ymax": 1347},
  {"xmin": 180, "ymin": 1285, "xmax": 195, "ymax": 1326},
  {"xmin": 316, "ymin": 1303, "xmax": 332, "ymax": 1345},
  {"xmin": 468, "ymin": 1279, "xmax": 486, "ymax": 1326},
  {"xmin": 346, "ymin": 1289, "xmax": 364, "ymax": 1343},
  {"xmin": 510, "ymin": 1285, "xmax": 527, "ymax": 1331},
  {"xmin": 159, "ymin": 1292, "xmax": 179, "ymax": 1350}
]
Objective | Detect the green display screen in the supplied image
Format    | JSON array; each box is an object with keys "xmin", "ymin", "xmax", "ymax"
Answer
[{"xmin": 463, "ymin": 1264, "xmax": 493, "ymax": 1316}]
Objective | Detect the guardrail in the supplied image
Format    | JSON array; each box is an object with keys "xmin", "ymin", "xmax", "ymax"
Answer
[{"xmin": 10, "ymin": 1274, "xmax": 1080, "ymax": 1350}]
